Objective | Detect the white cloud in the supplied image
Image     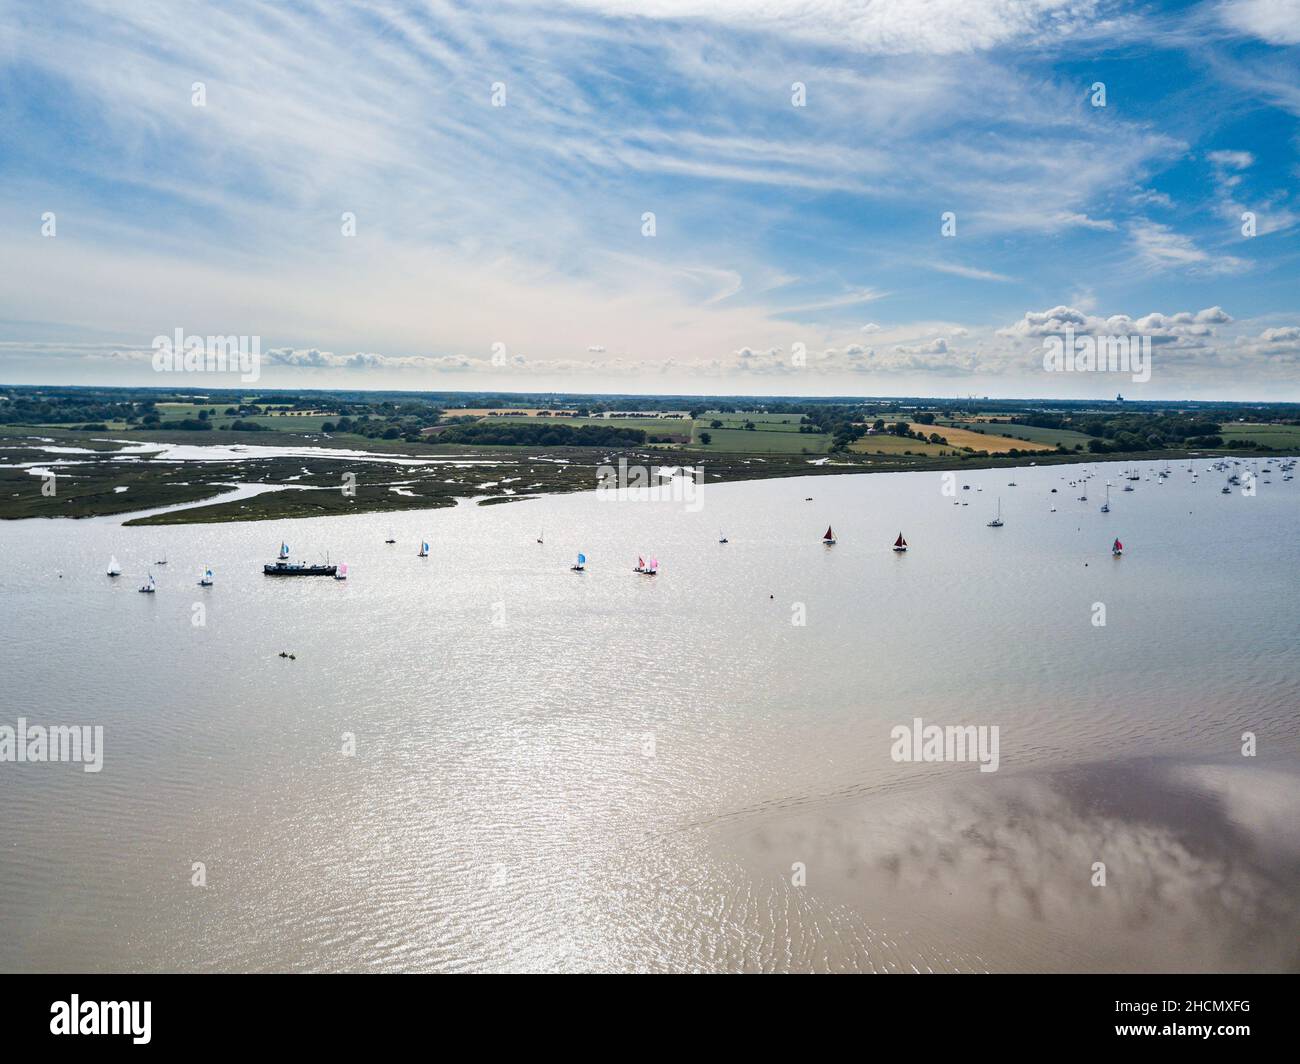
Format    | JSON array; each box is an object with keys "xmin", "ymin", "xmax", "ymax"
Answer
[
  {"xmin": 930, "ymin": 262, "xmax": 1015, "ymax": 282},
  {"xmin": 560, "ymin": 0, "xmax": 1105, "ymax": 54},
  {"xmin": 1219, "ymin": 0, "xmax": 1300, "ymax": 45},
  {"xmin": 1130, "ymin": 221, "xmax": 1250, "ymax": 275}
]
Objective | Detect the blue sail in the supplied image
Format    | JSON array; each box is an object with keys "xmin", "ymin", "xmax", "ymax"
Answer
[{"xmin": 577, "ymin": 553, "xmax": 586, "ymax": 565}]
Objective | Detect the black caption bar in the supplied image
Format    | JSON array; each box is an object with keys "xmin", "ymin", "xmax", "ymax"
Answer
[{"xmin": 4, "ymin": 973, "xmax": 1291, "ymax": 1051}]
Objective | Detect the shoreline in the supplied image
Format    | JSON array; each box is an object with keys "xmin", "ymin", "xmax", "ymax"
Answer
[{"xmin": 2, "ymin": 425, "xmax": 1287, "ymax": 525}]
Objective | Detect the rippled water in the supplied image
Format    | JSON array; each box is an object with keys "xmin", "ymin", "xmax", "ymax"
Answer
[{"xmin": 1, "ymin": 457, "xmax": 1297, "ymax": 971}]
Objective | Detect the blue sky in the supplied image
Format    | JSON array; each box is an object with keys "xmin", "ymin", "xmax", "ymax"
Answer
[{"xmin": 0, "ymin": 0, "xmax": 1297, "ymax": 398}]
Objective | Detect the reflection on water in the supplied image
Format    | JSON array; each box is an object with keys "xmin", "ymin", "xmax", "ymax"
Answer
[
  {"xmin": 0, "ymin": 457, "xmax": 1296, "ymax": 971},
  {"xmin": 719, "ymin": 758, "xmax": 1300, "ymax": 971}
]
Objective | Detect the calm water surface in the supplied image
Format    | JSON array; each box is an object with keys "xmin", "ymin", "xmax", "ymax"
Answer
[{"xmin": 1, "ymin": 457, "xmax": 1297, "ymax": 971}]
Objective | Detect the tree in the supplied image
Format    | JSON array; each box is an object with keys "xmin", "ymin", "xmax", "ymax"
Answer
[{"xmin": 699, "ymin": 431, "xmax": 712, "ymax": 445}]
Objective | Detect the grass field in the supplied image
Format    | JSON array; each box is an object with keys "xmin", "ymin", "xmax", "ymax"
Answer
[
  {"xmin": 491, "ymin": 415, "xmax": 689, "ymax": 435},
  {"xmin": 486, "ymin": 411, "xmax": 826, "ymax": 452},
  {"xmin": 849, "ymin": 435, "xmax": 948, "ymax": 456},
  {"xmin": 937, "ymin": 419, "xmax": 1089, "ymax": 449},
  {"xmin": 952, "ymin": 422, "xmax": 1093, "ymax": 448},
  {"xmin": 923, "ymin": 423, "xmax": 1055, "ymax": 452},
  {"xmin": 851, "ymin": 423, "xmax": 1051, "ymax": 455},
  {"xmin": 702, "ymin": 412, "xmax": 806, "ymax": 431},
  {"xmin": 1216, "ymin": 423, "xmax": 1300, "ymax": 449},
  {"xmin": 698, "ymin": 426, "xmax": 831, "ymax": 453}
]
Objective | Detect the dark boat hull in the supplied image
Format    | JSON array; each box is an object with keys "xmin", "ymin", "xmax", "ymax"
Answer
[{"xmin": 263, "ymin": 564, "xmax": 337, "ymax": 576}]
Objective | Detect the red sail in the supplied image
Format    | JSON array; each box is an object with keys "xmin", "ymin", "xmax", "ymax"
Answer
[
  {"xmin": 824, "ymin": 526, "xmax": 834, "ymax": 539},
  {"xmin": 1114, "ymin": 539, "xmax": 1123, "ymax": 550},
  {"xmin": 895, "ymin": 533, "xmax": 906, "ymax": 547}
]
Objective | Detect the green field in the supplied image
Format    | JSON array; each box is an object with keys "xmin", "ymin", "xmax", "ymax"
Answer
[
  {"xmin": 492, "ymin": 414, "xmax": 690, "ymax": 435},
  {"xmin": 487, "ymin": 411, "xmax": 826, "ymax": 451},
  {"xmin": 701, "ymin": 412, "xmax": 806, "ymax": 431},
  {"xmin": 937, "ymin": 419, "xmax": 1094, "ymax": 449},
  {"xmin": 1216, "ymin": 423, "xmax": 1300, "ymax": 449},
  {"xmin": 849, "ymin": 435, "xmax": 948, "ymax": 456},
  {"xmin": 697, "ymin": 426, "xmax": 831, "ymax": 453}
]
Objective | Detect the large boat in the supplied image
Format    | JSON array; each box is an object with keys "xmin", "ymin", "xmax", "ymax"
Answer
[
  {"xmin": 264, "ymin": 558, "xmax": 337, "ymax": 576},
  {"xmin": 263, "ymin": 542, "xmax": 336, "ymax": 577}
]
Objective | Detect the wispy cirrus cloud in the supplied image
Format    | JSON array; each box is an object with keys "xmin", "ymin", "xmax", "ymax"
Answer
[{"xmin": 0, "ymin": 0, "xmax": 1296, "ymax": 397}]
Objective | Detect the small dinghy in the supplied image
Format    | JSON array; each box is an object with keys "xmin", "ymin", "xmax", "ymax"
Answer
[
  {"xmin": 823, "ymin": 525, "xmax": 836, "ymax": 545},
  {"xmin": 138, "ymin": 572, "xmax": 157, "ymax": 594},
  {"xmin": 107, "ymin": 555, "xmax": 122, "ymax": 577},
  {"xmin": 1112, "ymin": 538, "xmax": 1123, "ymax": 558},
  {"xmin": 198, "ymin": 568, "xmax": 214, "ymax": 587},
  {"xmin": 892, "ymin": 533, "xmax": 907, "ymax": 553},
  {"xmin": 571, "ymin": 552, "xmax": 586, "ymax": 572}
]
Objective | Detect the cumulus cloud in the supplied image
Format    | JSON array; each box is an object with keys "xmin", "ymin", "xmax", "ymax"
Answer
[
  {"xmin": 895, "ymin": 337, "xmax": 950, "ymax": 356},
  {"xmin": 1000, "ymin": 305, "xmax": 1234, "ymax": 345}
]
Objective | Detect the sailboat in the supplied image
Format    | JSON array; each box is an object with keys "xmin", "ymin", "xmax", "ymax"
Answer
[
  {"xmin": 1112, "ymin": 538, "xmax": 1123, "ymax": 557},
  {"xmin": 571, "ymin": 552, "xmax": 586, "ymax": 572},
  {"xmin": 892, "ymin": 533, "xmax": 907, "ymax": 553},
  {"xmin": 138, "ymin": 572, "xmax": 156, "ymax": 593},
  {"xmin": 198, "ymin": 568, "xmax": 214, "ymax": 587},
  {"xmin": 334, "ymin": 563, "xmax": 348, "ymax": 581},
  {"xmin": 107, "ymin": 555, "xmax": 121, "ymax": 577},
  {"xmin": 155, "ymin": 553, "xmax": 167, "ymax": 565},
  {"xmin": 645, "ymin": 557, "xmax": 659, "ymax": 576},
  {"xmin": 987, "ymin": 498, "xmax": 1004, "ymax": 527},
  {"xmin": 384, "ymin": 533, "xmax": 396, "ymax": 544},
  {"xmin": 279, "ymin": 542, "xmax": 290, "ymax": 560},
  {"xmin": 823, "ymin": 525, "xmax": 836, "ymax": 545},
  {"xmin": 718, "ymin": 531, "xmax": 728, "ymax": 544},
  {"xmin": 1100, "ymin": 484, "xmax": 1110, "ymax": 513},
  {"xmin": 537, "ymin": 529, "xmax": 543, "ymax": 544},
  {"xmin": 634, "ymin": 555, "xmax": 646, "ymax": 573},
  {"xmin": 418, "ymin": 541, "xmax": 429, "ymax": 557}
]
